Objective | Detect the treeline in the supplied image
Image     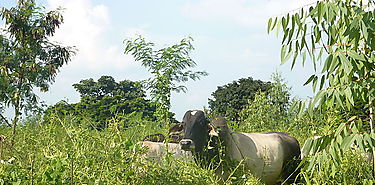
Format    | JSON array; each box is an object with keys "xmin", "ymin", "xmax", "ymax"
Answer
[
  {"xmin": 43, "ymin": 74, "xmax": 283, "ymax": 130},
  {"xmin": 44, "ymin": 76, "xmax": 164, "ymax": 129}
]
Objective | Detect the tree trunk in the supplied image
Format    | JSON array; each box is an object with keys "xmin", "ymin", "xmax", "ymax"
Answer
[
  {"xmin": 11, "ymin": 98, "xmax": 21, "ymax": 147},
  {"xmin": 370, "ymin": 104, "xmax": 374, "ymax": 178}
]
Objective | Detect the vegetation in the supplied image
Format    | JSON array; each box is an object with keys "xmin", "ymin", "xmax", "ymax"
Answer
[
  {"xmin": 268, "ymin": 0, "xmax": 375, "ymax": 183},
  {"xmin": 0, "ymin": 0, "xmax": 75, "ymax": 144},
  {"xmin": 0, "ymin": 0, "xmax": 373, "ymax": 184},
  {"xmin": 0, "ymin": 117, "xmax": 219, "ymax": 184},
  {"xmin": 238, "ymin": 72, "xmax": 291, "ymax": 132},
  {"xmin": 208, "ymin": 77, "xmax": 272, "ymax": 121},
  {"xmin": 1, "ymin": 71, "xmax": 372, "ymax": 184},
  {"xmin": 124, "ymin": 36, "xmax": 208, "ymax": 125},
  {"xmin": 44, "ymin": 76, "xmax": 164, "ymax": 129}
]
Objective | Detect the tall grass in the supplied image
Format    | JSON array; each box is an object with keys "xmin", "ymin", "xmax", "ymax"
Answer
[
  {"xmin": 1, "ymin": 111, "xmax": 372, "ymax": 184},
  {"xmin": 0, "ymin": 116, "xmax": 219, "ymax": 184}
]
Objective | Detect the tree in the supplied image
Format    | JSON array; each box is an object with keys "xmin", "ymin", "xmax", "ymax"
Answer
[
  {"xmin": 239, "ymin": 72, "xmax": 292, "ymax": 131},
  {"xmin": 124, "ymin": 36, "xmax": 208, "ymax": 125},
  {"xmin": 72, "ymin": 76, "xmax": 145, "ymax": 102},
  {"xmin": 0, "ymin": 0, "xmax": 75, "ymax": 143},
  {"xmin": 44, "ymin": 76, "xmax": 161, "ymax": 129},
  {"xmin": 208, "ymin": 77, "xmax": 272, "ymax": 121},
  {"xmin": 268, "ymin": 0, "xmax": 375, "ymax": 179}
]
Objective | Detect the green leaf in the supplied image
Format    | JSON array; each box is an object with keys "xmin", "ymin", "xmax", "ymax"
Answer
[
  {"xmin": 276, "ymin": 18, "xmax": 281, "ymax": 37},
  {"xmin": 341, "ymin": 134, "xmax": 355, "ymax": 152},
  {"xmin": 312, "ymin": 75, "xmax": 318, "ymax": 92},
  {"xmin": 329, "ymin": 55, "xmax": 338, "ymax": 73},
  {"xmin": 356, "ymin": 135, "xmax": 365, "ymax": 151},
  {"xmin": 361, "ymin": 21, "xmax": 368, "ymax": 40},
  {"xmin": 271, "ymin": 17, "xmax": 278, "ymax": 30},
  {"xmin": 314, "ymin": 26, "xmax": 321, "ymax": 43},
  {"xmin": 281, "ymin": 45, "xmax": 292, "ymax": 63},
  {"xmin": 344, "ymin": 87, "xmax": 354, "ymax": 106},
  {"xmin": 302, "ymin": 138, "xmax": 313, "ymax": 157},
  {"xmin": 335, "ymin": 122, "xmax": 346, "ymax": 137},
  {"xmin": 322, "ymin": 54, "xmax": 333, "ymax": 73},
  {"xmin": 291, "ymin": 50, "xmax": 298, "ymax": 69},
  {"xmin": 338, "ymin": 52, "xmax": 352, "ymax": 73},
  {"xmin": 347, "ymin": 50, "xmax": 365, "ymax": 61},
  {"xmin": 317, "ymin": 2, "xmax": 324, "ymax": 23},
  {"xmin": 267, "ymin": 18, "xmax": 273, "ymax": 33},
  {"xmin": 319, "ymin": 75, "xmax": 325, "ymax": 90},
  {"xmin": 301, "ymin": 50, "xmax": 307, "ymax": 68},
  {"xmin": 282, "ymin": 28, "xmax": 289, "ymax": 44},
  {"xmin": 304, "ymin": 75, "xmax": 316, "ymax": 86},
  {"xmin": 282, "ymin": 17, "xmax": 287, "ymax": 31}
]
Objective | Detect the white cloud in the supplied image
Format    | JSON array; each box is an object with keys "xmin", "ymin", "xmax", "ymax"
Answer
[
  {"xmin": 183, "ymin": 0, "xmax": 318, "ymax": 27},
  {"xmin": 47, "ymin": 0, "xmax": 135, "ymax": 70}
]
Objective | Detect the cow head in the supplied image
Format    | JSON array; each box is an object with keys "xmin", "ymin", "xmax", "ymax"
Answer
[
  {"xmin": 209, "ymin": 116, "xmax": 230, "ymax": 138},
  {"xmin": 179, "ymin": 110, "xmax": 210, "ymax": 152},
  {"xmin": 169, "ymin": 123, "xmax": 184, "ymax": 136}
]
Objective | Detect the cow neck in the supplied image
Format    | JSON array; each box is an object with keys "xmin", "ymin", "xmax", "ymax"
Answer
[{"xmin": 224, "ymin": 130, "xmax": 246, "ymax": 160}]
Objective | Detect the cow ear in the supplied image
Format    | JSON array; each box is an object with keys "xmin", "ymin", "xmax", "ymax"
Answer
[
  {"xmin": 208, "ymin": 124, "xmax": 219, "ymax": 137},
  {"xmin": 169, "ymin": 123, "xmax": 183, "ymax": 135}
]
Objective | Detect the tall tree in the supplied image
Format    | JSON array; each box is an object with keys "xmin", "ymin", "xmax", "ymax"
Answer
[
  {"xmin": 208, "ymin": 77, "xmax": 272, "ymax": 121},
  {"xmin": 268, "ymin": 0, "xmax": 374, "ymax": 179},
  {"xmin": 0, "ymin": 0, "xmax": 75, "ymax": 143},
  {"xmin": 124, "ymin": 36, "xmax": 208, "ymax": 125}
]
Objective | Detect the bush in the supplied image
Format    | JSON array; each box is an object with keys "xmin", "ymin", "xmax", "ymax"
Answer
[{"xmin": 300, "ymin": 149, "xmax": 373, "ymax": 185}]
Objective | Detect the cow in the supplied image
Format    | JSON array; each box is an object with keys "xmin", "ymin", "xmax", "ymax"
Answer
[
  {"xmin": 143, "ymin": 133, "xmax": 165, "ymax": 142},
  {"xmin": 139, "ymin": 124, "xmax": 192, "ymax": 162},
  {"xmin": 178, "ymin": 110, "xmax": 301, "ymax": 185},
  {"xmin": 139, "ymin": 141, "xmax": 193, "ymax": 162}
]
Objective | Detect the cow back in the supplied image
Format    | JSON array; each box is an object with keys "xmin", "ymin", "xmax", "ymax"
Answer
[{"xmin": 140, "ymin": 141, "xmax": 193, "ymax": 162}]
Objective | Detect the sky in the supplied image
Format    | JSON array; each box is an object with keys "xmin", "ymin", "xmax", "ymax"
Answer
[{"xmin": 1, "ymin": 0, "xmax": 318, "ymax": 121}]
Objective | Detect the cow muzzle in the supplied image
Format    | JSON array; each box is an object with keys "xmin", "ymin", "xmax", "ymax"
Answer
[{"xmin": 180, "ymin": 139, "xmax": 195, "ymax": 151}]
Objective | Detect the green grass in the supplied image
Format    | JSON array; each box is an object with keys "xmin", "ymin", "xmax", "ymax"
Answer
[
  {"xmin": 0, "ymin": 117, "xmax": 220, "ymax": 185},
  {"xmin": 0, "ymin": 114, "xmax": 372, "ymax": 184}
]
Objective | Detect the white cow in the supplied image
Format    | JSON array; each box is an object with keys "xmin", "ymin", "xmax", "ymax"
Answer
[
  {"xmin": 139, "ymin": 141, "xmax": 193, "ymax": 162},
  {"xmin": 179, "ymin": 110, "xmax": 301, "ymax": 185}
]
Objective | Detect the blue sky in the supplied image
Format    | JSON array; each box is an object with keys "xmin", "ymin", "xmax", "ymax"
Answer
[{"xmin": 1, "ymin": 0, "xmax": 317, "ymax": 120}]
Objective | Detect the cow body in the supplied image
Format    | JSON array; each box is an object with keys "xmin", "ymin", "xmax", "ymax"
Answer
[
  {"xmin": 179, "ymin": 110, "xmax": 300, "ymax": 185},
  {"xmin": 140, "ymin": 141, "xmax": 193, "ymax": 162},
  {"xmin": 220, "ymin": 132, "xmax": 299, "ymax": 184}
]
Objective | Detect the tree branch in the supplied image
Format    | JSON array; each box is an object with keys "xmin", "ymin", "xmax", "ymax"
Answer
[{"xmin": 0, "ymin": 113, "xmax": 11, "ymax": 127}]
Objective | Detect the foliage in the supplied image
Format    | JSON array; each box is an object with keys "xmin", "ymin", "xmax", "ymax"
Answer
[
  {"xmin": 300, "ymin": 145, "xmax": 373, "ymax": 185},
  {"xmin": 0, "ymin": 0, "xmax": 75, "ymax": 142},
  {"xmin": 208, "ymin": 77, "xmax": 272, "ymax": 121},
  {"xmin": 237, "ymin": 73, "xmax": 292, "ymax": 131},
  {"xmin": 239, "ymin": 91, "xmax": 286, "ymax": 132},
  {"xmin": 268, "ymin": 0, "xmax": 375, "ymax": 180},
  {"xmin": 124, "ymin": 36, "xmax": 208, "ymax": 125},
  {"xmin": 0, "ymin": 117, "xmax": 220, "ymax": 184},
  {"xmin": 44, "ymin": 76, "xmax": 162, "ymax": 129}
]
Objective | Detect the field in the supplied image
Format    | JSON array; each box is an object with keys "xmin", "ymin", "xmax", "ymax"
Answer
[
  {"xmin": 0, "ymin": 112, "xmax": 373, "ymax": 185},
  {"xmin": 1, "ymin": 0, "xmax": 374, "ymax": 184}
]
